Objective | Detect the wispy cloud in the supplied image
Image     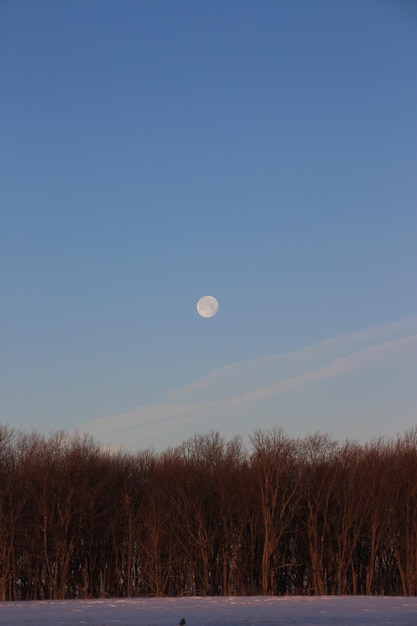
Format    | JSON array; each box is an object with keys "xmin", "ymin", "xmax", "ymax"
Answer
[
  {"xmin": 173, "ymin": 316, "xmax": 417, "ymax": 398},
  {"xmin": 227, "ymin": 334, "xmax": 417, "ymax": 408},
  {"xmin": 79, "ymin": 317, "xmax": 417, "ymax": 450}
]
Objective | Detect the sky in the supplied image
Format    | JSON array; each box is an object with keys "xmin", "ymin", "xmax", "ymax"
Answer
[{"xmin": 1, "ymin": 0, "xmax": 416, "ymax": 453}]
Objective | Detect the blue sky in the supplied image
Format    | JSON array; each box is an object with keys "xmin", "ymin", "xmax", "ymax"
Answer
[{"xmin": 1, "ymin": 0, "xmax": 416, "ymax": 451}]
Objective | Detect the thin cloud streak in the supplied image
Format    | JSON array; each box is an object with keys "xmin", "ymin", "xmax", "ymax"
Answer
[
  {"xmin": 227, "ymin": 334, "xmax": 417, "ymax": 408},
  {"xmin": 80, "ymin": 318, "xmax": 417, "ymax": 450},
  {"xmin": 174, "ymin": 316, "xmax": 417, "ymax": 397}
]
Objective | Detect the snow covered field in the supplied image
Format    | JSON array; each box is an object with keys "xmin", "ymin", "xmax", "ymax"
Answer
[{"xmin": 1, "ymin": 596, "xmax": 417, "ymax": 626}]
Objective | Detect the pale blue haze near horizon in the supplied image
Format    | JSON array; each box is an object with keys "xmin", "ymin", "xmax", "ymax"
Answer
[{"xmin": 1, "ymin": 0, "xmax": 416, "ymax": 452}]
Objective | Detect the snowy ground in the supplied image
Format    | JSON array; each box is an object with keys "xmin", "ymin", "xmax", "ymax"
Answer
[{"xmin": 1, "ymin": 596, "xmax": 417, "ymax": 626}]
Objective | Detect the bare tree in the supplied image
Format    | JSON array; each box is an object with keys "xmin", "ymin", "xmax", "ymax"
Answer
[
  {"xmin": 386, "ymin": 430, "xmax": 417, "ymax": 595},
  {"xmin": 250, "ymin": 428, "xmax": 300, "ymax": 595},
  {"xmin": 299, "ymin": 433, "xmax": 338, "ymax": 594}
]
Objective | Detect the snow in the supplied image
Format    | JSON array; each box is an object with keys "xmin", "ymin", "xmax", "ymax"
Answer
[{"xmin": 1, "ymin": 596, "xmax": 417, "ymax": 626}]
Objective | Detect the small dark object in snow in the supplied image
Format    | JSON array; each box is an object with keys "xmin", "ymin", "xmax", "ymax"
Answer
[{"xmin": 179, "ymin": 620, "xmax": 186, "ymax": 625}]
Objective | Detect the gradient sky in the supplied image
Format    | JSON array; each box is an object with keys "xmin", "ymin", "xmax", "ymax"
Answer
[{"xmin": 2, "ymin": 0, "xmax": 416, "ymax": 452}]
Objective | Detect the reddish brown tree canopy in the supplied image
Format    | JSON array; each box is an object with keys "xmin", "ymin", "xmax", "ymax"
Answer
[{"xmin": 0, "ymin": 425, "xmax": 416, "ymax": 600}]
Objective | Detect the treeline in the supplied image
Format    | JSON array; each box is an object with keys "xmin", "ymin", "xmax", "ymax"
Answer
[{"xmin": 1, "ymin": 424, "xmax": 417, "ymax": 600}]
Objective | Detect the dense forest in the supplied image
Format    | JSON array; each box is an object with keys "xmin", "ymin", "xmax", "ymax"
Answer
[{"xmin": 0, "ymin": 423, "xmax": 416, "ymax": 600}]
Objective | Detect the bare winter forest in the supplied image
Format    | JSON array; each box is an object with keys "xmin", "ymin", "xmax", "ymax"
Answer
[{"xmin": 1, "ymin": 424, "xmax": 416, "ymax": 600}]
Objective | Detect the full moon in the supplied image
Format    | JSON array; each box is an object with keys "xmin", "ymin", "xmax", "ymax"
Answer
[{"xmin": 196, "ymin": 295, "xmax": 219, "ymax": 318}]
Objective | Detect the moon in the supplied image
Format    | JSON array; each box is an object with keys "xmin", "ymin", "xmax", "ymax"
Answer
[{"xmin": 196, "ymin": 295, "xmax": 219, "ymax": 318}]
